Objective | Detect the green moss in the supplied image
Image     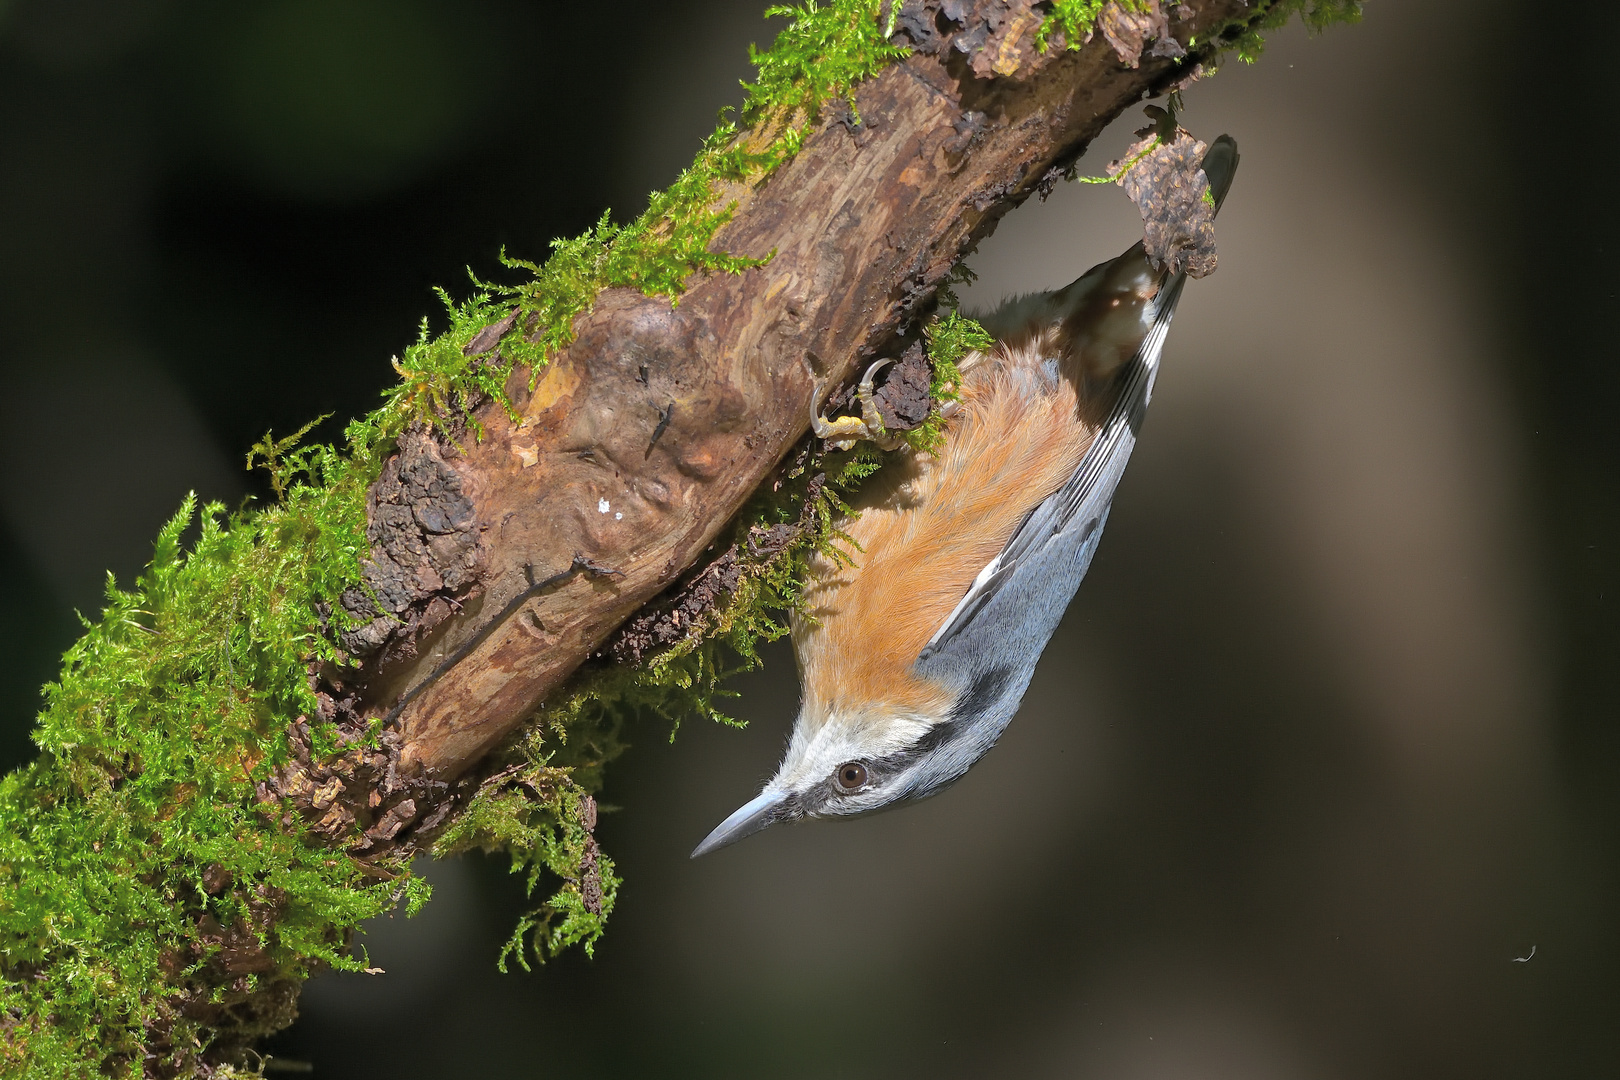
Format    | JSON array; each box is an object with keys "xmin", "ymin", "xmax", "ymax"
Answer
[
  {"xmin": 746, "ymin": 1, "xmax": 907, "ymax": 130},
  {"xmin": 433, "ymin": 766, "xmax": 619, "ymax": 972},
  {"xmin": 895, "ymin": 308, "xmax": 991, "ymax": 453},
  {"xmin": 0, "ymin": 482, "xmax": 395, "ymax": 1076},
  {"xmin": 1036, "ymin": 0, "xmax": 1146, "ymax": 54}
]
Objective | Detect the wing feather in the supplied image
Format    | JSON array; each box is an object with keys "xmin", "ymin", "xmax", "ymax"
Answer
[{"xmin": 919, "ymin": 274, "xmax": 1187, "ymax": 658}]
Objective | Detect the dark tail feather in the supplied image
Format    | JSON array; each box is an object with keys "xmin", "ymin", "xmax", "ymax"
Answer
[{"xmin": 1202, "ymin": 135, "xmax": 1240, "ymax": 215}]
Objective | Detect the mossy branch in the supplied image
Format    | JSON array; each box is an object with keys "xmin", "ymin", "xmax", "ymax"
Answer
[{"xmin": 0, "ymin": 2, "xmax": 1359, "ymax": 1076}]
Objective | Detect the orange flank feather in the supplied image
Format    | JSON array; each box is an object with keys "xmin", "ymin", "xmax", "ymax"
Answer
[{"xmin": 795, "ymin": 331, "xmax": 1099, "ymax": 725}]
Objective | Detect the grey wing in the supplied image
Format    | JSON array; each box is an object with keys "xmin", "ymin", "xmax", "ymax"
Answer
[{"xmin": 917, "ymin": 273, "xmax": 1187, "ymax": 660}]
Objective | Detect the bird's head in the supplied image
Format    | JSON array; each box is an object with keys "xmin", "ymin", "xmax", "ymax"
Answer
[{"xmin": 690, "ymin": 667, "xmax": 1024, "ymax": 857}]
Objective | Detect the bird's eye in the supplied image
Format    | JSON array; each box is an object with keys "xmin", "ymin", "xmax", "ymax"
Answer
[{"xmin": 835, "ymin": 762, "xmax": 868, "ymax": 790}]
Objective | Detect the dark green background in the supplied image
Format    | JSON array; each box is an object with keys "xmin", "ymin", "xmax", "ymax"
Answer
[{"xmin": 1, "ymin": 1, "xmax": 1614, "ymax": 1076}]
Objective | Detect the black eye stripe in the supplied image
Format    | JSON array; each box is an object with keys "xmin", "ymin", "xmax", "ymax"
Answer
[
  {"xmin": 856, "ymin": 666, "xmax": 1017, "ymax": 782},
  {"xmin": 949, "ymin": 666, "xmax": 1015, "ymax": 724}
]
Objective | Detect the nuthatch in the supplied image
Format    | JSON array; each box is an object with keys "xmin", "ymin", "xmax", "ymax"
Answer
[{"xmin": 693, "ymin": 135, "xmax": 1240, "ymax": 857}]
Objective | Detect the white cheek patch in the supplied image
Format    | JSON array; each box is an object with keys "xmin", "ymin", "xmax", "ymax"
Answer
[{"xmin": 773, "ymin": 709, "xmax": 934, "ymax": 792}]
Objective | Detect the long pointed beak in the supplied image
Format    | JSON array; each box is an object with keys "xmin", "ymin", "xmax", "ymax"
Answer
[{"xmin": 691, "ymin": 789, "xmax": 787, "ymax": 858}]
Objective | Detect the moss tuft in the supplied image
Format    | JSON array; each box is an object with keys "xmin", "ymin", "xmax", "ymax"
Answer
[
  {"xmin": 895, "ymin": 309, "xmax": 991, "ymax": 453},
  {"xmin": 1224, "ymin": 0, "xmax": 1363, "ymax": 64},
  {"xmin": 745, "ymin": 1, "xmax": 908, "ymax": 131},
  {"xmin": 433, "ymin": 769, "xmax": 619, "ymax": 971},
  {"xmin": 1036, "ymin": 0, "xmax": 1146, "ymax": 54},
  {"xmin": 0, "ymin": 477, "xmax": 400, "ymax": 1076}
]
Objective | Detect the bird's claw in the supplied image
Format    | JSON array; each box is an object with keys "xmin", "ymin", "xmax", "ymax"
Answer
[{"xmin": 812, "ymin": 357, "xmax": 903, "ymax": 451}]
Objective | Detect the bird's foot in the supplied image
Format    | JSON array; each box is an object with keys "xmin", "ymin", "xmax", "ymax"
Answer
[{"xmin": 812, "ymin": 357, "xmax": 903, "ymax": 451}]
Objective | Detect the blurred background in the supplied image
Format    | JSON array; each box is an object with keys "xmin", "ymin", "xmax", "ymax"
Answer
[{"xmin": 1, "ymin": 1, "xmax": 1615, "ymax": 1076}]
